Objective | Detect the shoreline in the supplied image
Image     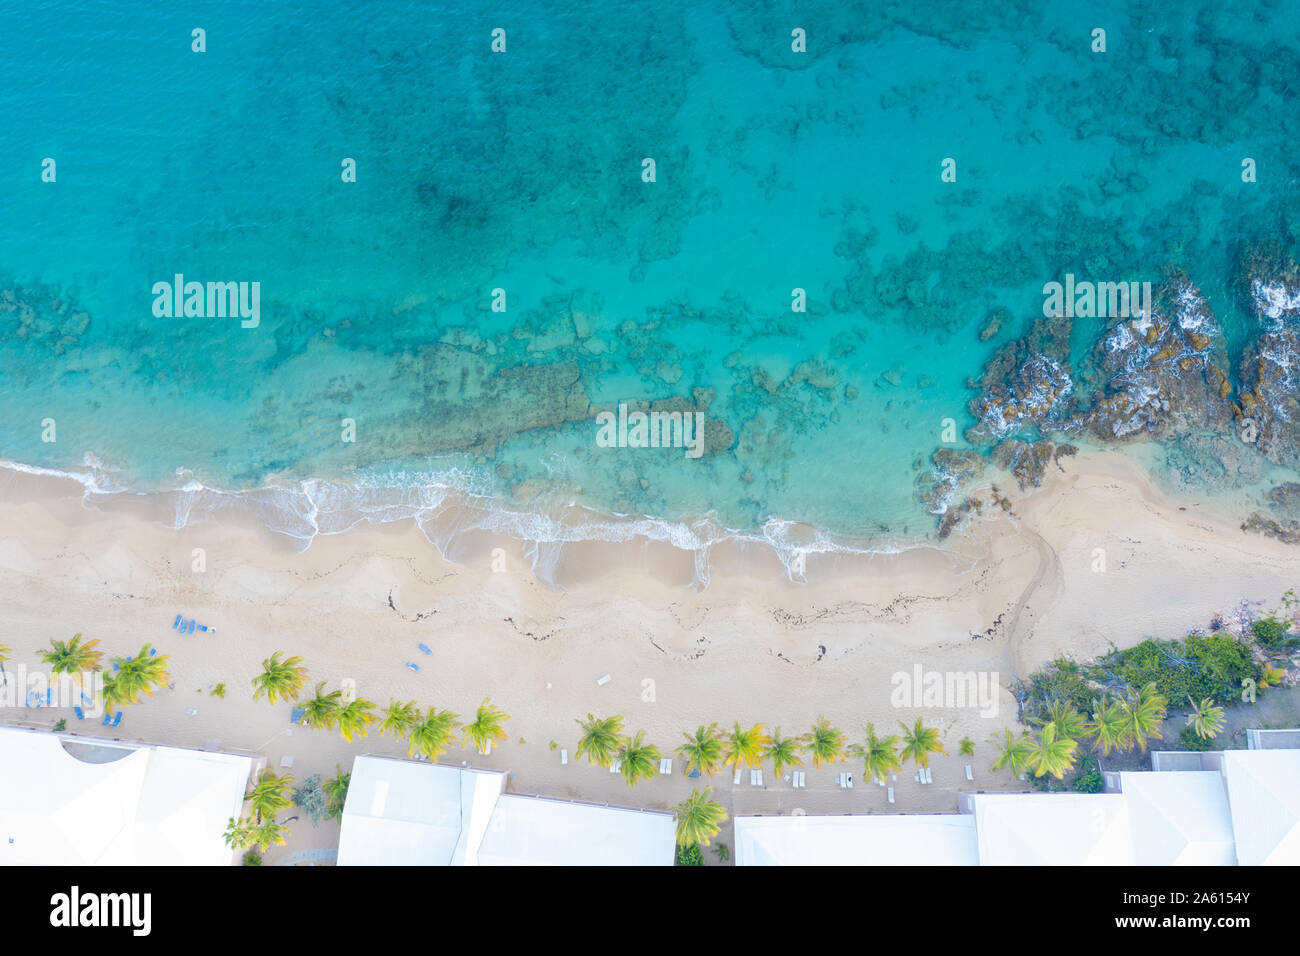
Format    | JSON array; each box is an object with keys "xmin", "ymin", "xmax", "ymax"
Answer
[{"xmin": 0, "ymin": 446, "xmax": 1296, "ymax": 861}]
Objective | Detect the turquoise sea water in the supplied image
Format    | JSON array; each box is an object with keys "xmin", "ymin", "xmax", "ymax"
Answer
[{"xmin": 1, "ymin": 0, "xmax": 1298, "ymax": 556}]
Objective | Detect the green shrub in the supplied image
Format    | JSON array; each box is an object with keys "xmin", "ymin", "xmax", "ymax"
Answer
[
  {"xmin": 1024, "ymin": 657, "xmax": 1097, "ymax": 723},
  {"xmin": 1252, "ymin": 618, "xmax": 1299, "ymax": 650},
  {"xmin": 1178, "ymin": 725, "xmax": 1215, "ymax": 752},
  {"xmin": 242, "ymin": 850, "xmax": 263, "ymax": 866},
  {"xmin": 675, "ymin": 844, "xmax": 705, "ymax": 866},
  {"xmin": 1073, "ymin": 771, "xmax": 1103, "ymax": 793}
]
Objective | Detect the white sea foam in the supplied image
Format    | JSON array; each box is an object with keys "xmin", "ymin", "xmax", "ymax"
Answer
[{"xmin": 0, "ymin": 456, "xmax": 917, "ymax": 589}]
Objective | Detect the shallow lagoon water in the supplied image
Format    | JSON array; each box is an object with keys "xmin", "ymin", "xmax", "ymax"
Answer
[{"xmin": 0, "ymin": 0, "xmax": 1297, "ymax": 558}]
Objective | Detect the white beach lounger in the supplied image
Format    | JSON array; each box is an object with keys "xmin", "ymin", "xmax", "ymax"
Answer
[
  {"xmin": 561, "ymin": 749, "xmax": 568, "ymax": 765},
  {"xmin": 887, "ymin": 787, "xmax": 895, "ymax": 805},
  {"xmin": 924, "ymin": 767, "xmax": 932, "ymax": 785},
  {"xmin": 609, "ymin": 758, "xmax": 621, "ymax": 773},
  {"xmin": 797, "ymin": 771, "xmax": 806, "ymax": 788},
  {"xmin": 659, "ymin": 758, "xmax": 673, "ymax": 775},
  {"xmin": 754, "ymin": 770, "xmax": 764, "ymax": 787},
  {"xmin": 837, "ymin": 772, "xmax": 846, "ymax": 788},
  {"xmin": 733, "ymin": 767, "xmax": 743, "ymax": 785},
  {"xmin": 596, "ymin": 674, "xmax": 611, "ymax": 686},
  {"xmin": 846, "ymin": 773, "xmax": 853, "ymax": 789},
  {"xmin": 964, "ymin": 764, "xmax": 973, "ymax": 781}
]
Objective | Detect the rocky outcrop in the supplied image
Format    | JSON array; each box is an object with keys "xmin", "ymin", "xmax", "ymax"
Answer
[
  {"xmin": 1238, "ymin": 248, "xmax": 1300, "ymax": 470},
  {"xmin": 992, "ymin": 439, "xmax": 1077, "ymax": 490},
  {"xmin": 966, "ymin": 317, "xmax": 1074, "ymax": 445},
  {"xmin": 1076, "ymin": 272, "xmax": 1233, "ymax": 442}
]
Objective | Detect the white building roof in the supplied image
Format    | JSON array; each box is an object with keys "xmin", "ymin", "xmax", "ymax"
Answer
[
  {"xmin": 972, "ymin": 793, "xmax": 1134, "ymax": 866},
  {"xmin": 477, "ymin": 794, "xmax": 674, "ymax": 866},
  {"xmin": 1119, "ymin": 771, "xmax": 1236, "ymax": 865},
  {"xmin": 1222, "ymin": 749, "xmax": 1300, "ymax": 865},
  {"xmin": 0, "ymin": 727, "xmax": 255, "ymax": 865},
  {"xmin": 734, "ymin": 814, "xmax": 978, "ymax": 866},
  {"xmin": 337, "ymin": 756, "xmax": 504, "ymax": 866}
]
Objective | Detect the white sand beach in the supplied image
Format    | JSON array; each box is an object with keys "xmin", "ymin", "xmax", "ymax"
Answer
[{"xmin": 0, "ymin": 448, "xmax": 1295, "ymax": 862}]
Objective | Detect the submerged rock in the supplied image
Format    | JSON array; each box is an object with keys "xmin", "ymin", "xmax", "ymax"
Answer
[{"xmin": 992, "ymin": 439, "xmax": 1076, "ymax": 490}]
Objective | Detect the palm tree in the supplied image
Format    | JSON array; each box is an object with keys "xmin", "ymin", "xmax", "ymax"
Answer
[
  {"xmin": 1120, "ymin": 682, "xmax": 1167, "ymax": 753},
  {"xmin": 299, "ymin": 681, "xmax": 342, "ymax": 730},
  {"xmin": 575, "ymin": 713, "xmax": 625, "ymax": 768},
  {"xmin": 379, "ymin": 698, "xmax": 420, "ymax": 738},
  {"xmin": 723, "ymin": 722, "xmax": 772, "ymax": 772},
  {"xmin": 677, "ymin": 723, "xmax": 724, "ymax": 777},
  {"xmin": 247, "ymin": 817, "xmax": 290, "ymax": 853},
  {"xmin": 223, "ymin": 816, "xmax": 254, "ymax": 851},
  {"xmin": 990, "ymin": 728, "xmax": 1034, "ymax": 778},
  {"xmin": 1186, "ymin": 695, "xmax": 1226, "ymax": 740},
  {"xmin": 1028, "ymin": 721, "xmax": 1078, "ymax": 779},
  {"xmin": 672, "ymin": 787, "xmax": 729, "ymax": 847},
  {"xmin": 764, "ymin": 728, "xmax": 804, "ymax": 778},
  {"xmin": 1035, "ymin": 700, "xmax": 1087, "ymax": 740},
  {"xmin": 246, "ymin": 769, "xmax": 294, "ymax": 822},
  {"xmin": 251, "ymin": 652, "xmax": 307, "ymax": 704},
  {"xmin": 805, "ymin": 716, "xmax": 847, "ymax": 768},
  {"xmin": 408, "ymin": 707, "xmax": 460, "ymax": 760},
  {"xmin": 40, "ymin": 633, "xmax": 103, "ymax": 685},
  {"xmin": 616, "ymin": 730, "xmax": 661, "ymax": 787},
  {"xmin": 103, "ymin": 645, "xmax": 172, "ymax": 712},
  {"xmin": 850, "ymin": 723, "xmax": 903, "ymax": 785},
  {"xmin": 959, "ymin": 737, "xmax": 975, "ymax": 757},
  {"xmin": 898, "ymin": 718, "xmax": 946, "ymax": 768},
  {"xmin": 462, "ymin": 698, "xmax": 510, "ymax": 754},
  {"xmin": 336, "ymin": 696, "xmax": 378, "ymax": 742},
  {"xmin": 323, "ymin": 765, "xmax": 350, "ymax": 820},
  {"xmin": 1085, "ymin": 696, "xmax": 1128, "ymax": 756}
]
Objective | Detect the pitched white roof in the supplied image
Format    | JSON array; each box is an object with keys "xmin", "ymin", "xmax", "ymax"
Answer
[
  {"xmin": 1222, "ymin": 749, "xmax": 1300, "ymax": 865},
  {"xmin": 337, "ymin": 756, "xmax": 504, "ymax": 866},
  {"xmin": 734, "ymin": 814, "xmax": 978, "ymax": 866},
  {"xmin": 477, "ymin": 794, "xmax": 674, "ymax": 866},
  {"xmin": 0, "ymin": 727, "xmax": 255, "ymax": 865},
  {"xmin": 1119, "ymin": 771, "xmax": 1236, "ymax": 865},
  {"xmin": 972, "ymin": 793, "xmax": 1133, "ymax": 865}
]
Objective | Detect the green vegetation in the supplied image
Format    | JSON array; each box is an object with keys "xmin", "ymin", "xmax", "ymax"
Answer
[
  {"xmin": 251, "ymin": 652, "xmax": 307, "ymax": 704},
  {"xmin": 40, "ymin": 633, "xmax": 103, "ymax": 684},
  {"xmin": 764, "ymin": 728, "xmax": 804, "ymax": 778},
  {"xmin": 408, "ymin": 707, "xmax": 460, "ymax": 760},
  {"xmin": 380, "ymin": 698, "xmax": 421, "ymax": 738},
  {"xmin": 323, "ymin": 765, "xmax": 350, "ymax": 820},
  {"xmin": 672, "ymin": 787, "xmax": 728, "ymax": 847},
  {"xmin": 850, "ymin": 723, "xmax": 902, "ymax": 785},
  {"xmin": 898, "ymin": 718, "xmax": 946, "ymax": 768},
  {"xmin": 616, "ymin": 730, "xmax": 661, "ymax": 787},
  {"xmin": 462, "ymin": 698, "xmax": 510, "ymax": 754},
  {"xmin": 723, "ymin": 722, "xmax": 771, "ymax": 772},
  {"xmin": 677, "ymin": 723, "xmax": 724, "ymax": 777},
  {"xmin": 712, "ymin": 842, "xmax": 730, "ymax": 863},
  {"xmin": 103, "ymin": 645, "xmax": 172, "ymax": 714},
  {"xmin": 1186, "ymin": 695, "xmax": 1226, "ymax": 740},
  {"xmin": 675, "ymin": 844, "xmax": 705, "ymax": 866},
  {"xmin": 805, "ymin": 716, "xmax": 847, "ymax": 768},
  {"xmin": 336, "ymin": 696, "xmax": 379, "ymax": 742},
  {"xmin": 293, "ymin": 774, "xmax": 329, "ymax": 826},
  {"xmin": 300, "ymin": 681, "xmax": 342, "ymax": 730},
  {"xmin": 575, "ymin": 713, "xmax": 625, "ymax": 768}
]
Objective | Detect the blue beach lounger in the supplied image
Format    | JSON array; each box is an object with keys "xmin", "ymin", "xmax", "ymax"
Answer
[
  {"xmin": 81, "ymin": 691, "xmax": 93, "ymax": 705},
  {"xmin": 25, "ymin": 690, "xmax": 36, "ymax": 707},
  {"xmin": 111, "ymin": 711, "xmax": 123, "ymax": 728},
  {"xmin": 187, "ymin": 620, "xmax": 196, "ymax": 634},
  {"xmin": 405, "ymin": 662, "xmax": 421, "ymax": 672},
  {"xmin": 418, "ymin": 643, "xmax": 432, "ymax": 655},
  {"xmin": 45, "ymin": 689, "xmax": 52, "ymax": 706},
  {"xmin": 172, "ymin": 613, "xmax": 183, "ymax": 629},
  {"xmin": 291, "ymin": 707, "xmax": 305, "ymax": 724},
  {"xmin": 197, "ymin": 624, "xmax": 208, "ymax": 632},
  {"xmin": 101, "ymin": 712, "xmax": 112, "ymax": 726},
  {"xmin": 74, "ymin": 706, "xmax": 84, "ymax": 720},
  {"xmin": 149, "ymin": 648, "xmax": 158, "ymax": 657}
]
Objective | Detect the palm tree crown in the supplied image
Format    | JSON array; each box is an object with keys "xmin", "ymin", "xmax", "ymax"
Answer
[
  {"xmin": 723, "ymin": 722, "xmax": 772, "ymax": 771},
  {"xmin": 462, "ymin": 698, "xmax": 510, "ymax": 753},
  {"xmin": 575, "ymin": 713, "xmax": 625, "ymax": 768},
  {"xmin": 672, "ymin": 787, "xmax": 729, "ymax": 847},
  {"xmin": 898, "ymin": 718, "xmax": 946, "ymax": 768},
  {"xmin": 677, "ymin": 723, "xmax": 725, "ymax": 777},
  {"xmin": 251, "ymin": 652, "xmax": 307, "ymax": 704}
]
